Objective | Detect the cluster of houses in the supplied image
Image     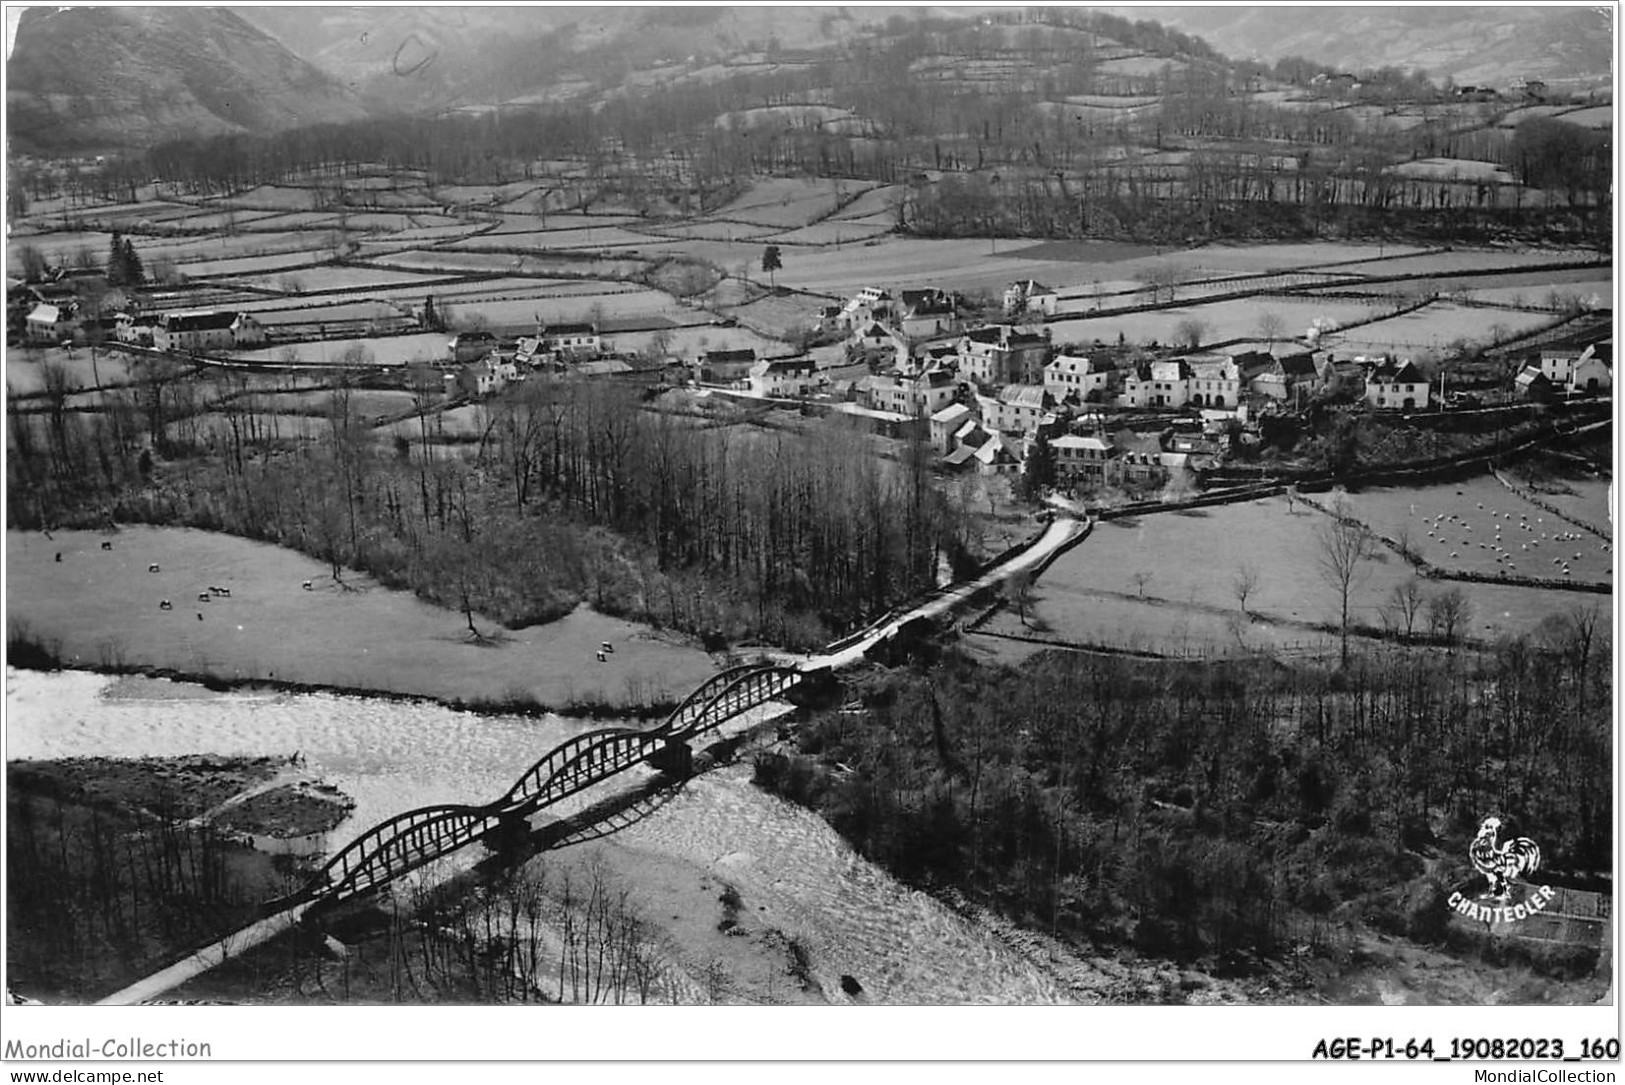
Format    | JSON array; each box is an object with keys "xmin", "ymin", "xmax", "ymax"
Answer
[
  {"xmin": 696, "ymin": 281, "xmax": 1613, "ymax": 492},
  {"xmin": 1515, "ymin": 342, "xmax": 1614, "ymax": 400}
]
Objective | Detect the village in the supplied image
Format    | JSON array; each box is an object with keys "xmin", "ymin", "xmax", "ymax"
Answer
[{"xmin": 13, "ymin": 256, "xmax": 1613, "ymax": 504}]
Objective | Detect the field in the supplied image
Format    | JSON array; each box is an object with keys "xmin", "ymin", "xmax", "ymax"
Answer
[
  {"xmin": 5, "ymin": 526, "xmax": 719, "ymax": 710},
  {"xmin": 227, "ymin": 266, "xmax": 454, "ymax": 293},
  {"xmin": 997, "ymin": 481, "xmax": 1610, "ymax": 658},
  {"xmin": 1558, "ymin": 105, "xmax": 1613, "ymax": 128},
  {"xmin": 1327, "ymin": 249, "xmax": 1605, "ymax": 276},
  {"xmin": 1335, "ymin": 479, "xmax": 1613, "ymax": 583},
  {"xmin": 4, "ymin": 346, "xmax": 143, "ymax": 395},
  {"xmin": 1389, "ymin": 158, "xmax": 1512, "ymax": 183},
  {"xmin": 1327, "ymin": 302, "xmax": 1557, "ymax": 355},
  {"xmin": 1049, "ymin": 296, "xmax": 1388, "ymax": 349},
  {"xmin": 232, "ymin": 333, "xmax": 451, "ymax": 367}
]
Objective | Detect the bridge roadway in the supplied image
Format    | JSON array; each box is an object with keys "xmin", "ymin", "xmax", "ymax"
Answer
[{"xmin": 94, "ymin": 514, "xmax": 1086, "ymax": 1005}]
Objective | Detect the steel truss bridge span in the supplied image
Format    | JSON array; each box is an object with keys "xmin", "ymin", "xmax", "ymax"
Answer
[{"xmin": 272, "ymin": 663, "xmax": 803, "ymax": 909}]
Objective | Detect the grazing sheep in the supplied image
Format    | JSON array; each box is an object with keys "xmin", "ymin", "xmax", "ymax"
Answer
[
  {"xmin": 101, "ymin": 541, "xmax": 113, "ymax": 551},
  {"xmin": 198, "ymin": 593, "xmax": 211, "ymax": 603},
  {"xmin": 159, "ymin": 600, "xmax": 173, "ymax": 611},
  {"xmin": 301, "ymin": 580, "xmax": 313, "ymax": 591}
]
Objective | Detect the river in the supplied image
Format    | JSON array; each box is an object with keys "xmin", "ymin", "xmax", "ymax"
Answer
[{"xmin": 5, "ymin": 667, "xmax": 1074, "ymax": 1004}]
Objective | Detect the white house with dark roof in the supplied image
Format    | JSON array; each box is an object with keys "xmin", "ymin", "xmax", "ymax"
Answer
[
  {"xmin": 1364, "ymin": 359, "xmax": 1429, "ymax": 410},
  {"xmin": 748, "ymin": 356, "xmax": 819, "ymax": 398},
  {"xmin": 1004, "ymin": 280, "xmax": 1060, "ymax": 317},
  {"xmin": 1051, "ymin": 433, "xmax": 1119, "ymax": 484},
  {"xmin": 540, "ymin": 322, "xmax": 601, "ymax": 356},
  {"xmin": 155, "ymin": 311, "xmax": 240, "ymax": 354}
]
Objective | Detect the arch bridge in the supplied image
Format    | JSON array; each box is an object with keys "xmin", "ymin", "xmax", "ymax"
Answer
[{"xmin": 270, "ymin": 662, "xmax": 803, "ymax": 909}]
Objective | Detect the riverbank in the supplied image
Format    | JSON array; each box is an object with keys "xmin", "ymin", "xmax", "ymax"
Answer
[
  {"xmin": 6, "ymin": 525, "xmax": 721, "ymax": 716},
  {"xmin": 6, "ymin": 753, "xmax": 353, "ymax": 1002}
]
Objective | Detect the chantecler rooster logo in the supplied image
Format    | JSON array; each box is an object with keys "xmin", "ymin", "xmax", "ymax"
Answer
[{"xmin": 1470, "ymin": 815, "xmax": 1541, "ymax": 900}]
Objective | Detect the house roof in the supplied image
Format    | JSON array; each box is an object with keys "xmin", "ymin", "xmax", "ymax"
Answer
[
  {"xmin": 998, "ymin": 384, "xmax": 1049, "ymax": 409},
  {"xmin": 1277, "ymin": 353, "xmax": 1319, "ymax": 378},
  {"xmin": 931, "ymin": 402, "xmax": 971, "ymax": 424},
  {"xmin": 703, "ymin": 348, "xmax": 757, "ymax": 364},
  {"xmin": 164, "ymin": 310, "xmax": 238, "ymax": 332},
  {"xmin": 1515, "ymin": 365, "xmax": 1550, "ymax": 387},
  {"xmin": 1149, "ymin": 360, "xmax": 1189, "ymax": 381},
  {"xmin": 1008, "ymin": 279, "xmax": 1055, "ymax": 296},
  {"xmin": 543, "ymin": 322, "xmax": 598, "ymax": 337},
  {"xmin": 965, "ymin": 326, "xmax": 1004, "ymax": 345},
  {"xmin": 900, "ymin": 288, "xmax": 951, "ymax": 308},
  {"xmin": 1371, "ymin": 360, "xmax": 1426, "ymax": 384},
  {"xmin": 26, "ymin": 303, "xmax": 61, "ymax": 323},
  {"xmin": 1053, "ymin": 434, "xmax": 1113, "ymax": 452},
  {"xmin": 942, "ymin": 444, "xmax": 980, "ymax": 467},
  {"xmin": 756, "ymin": 357, "xmax": 812, "ymax": 374},
  {"xmin": 1007, "ymin": 331, "xmax": 1048, "ymax": 349}
]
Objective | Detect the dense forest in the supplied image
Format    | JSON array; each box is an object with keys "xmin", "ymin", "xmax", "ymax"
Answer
[
  {"xmin": 755, "ymin": 632, "xmax": 1611, "ymax": 971},
  {"xmin": 7, "ymin": 366, "xmax": 970, "ymax": 652}
]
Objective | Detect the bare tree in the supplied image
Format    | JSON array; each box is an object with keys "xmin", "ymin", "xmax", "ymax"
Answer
[
  {"xmin": 1174, "ymin": 318, "xmax": 1207, "ymax": 350},
  {"xmin": 1130, "ymin": 570, "xmax": 1154, "ymax": 598},
  {"xmin": 1425, "ymin": 586, "xmax": 1470, "ymax": 648},
  {"xmin": 1231, "ymin": 562, "xmax": 1259, "ymax": 618},
  {"xmin": 1381, "ymin": 578, "xmax": 1427, "ymax": 639},
  {"xmin": 1316, "ymin": 497, "xmax": 1376, "ymax": 666},
  {"xmin": 1256, "ymin": 311, "xmax": 1286, "ymax": 350}
]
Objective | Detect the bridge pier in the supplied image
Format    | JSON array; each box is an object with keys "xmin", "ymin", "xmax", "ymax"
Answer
[
  {"xmin": 482, "ymin": 811, "xmax": 533, "ymax": 859},
  {"xmin": 645, "ymin": 739, "xmax": 693, "ymax": 778}
]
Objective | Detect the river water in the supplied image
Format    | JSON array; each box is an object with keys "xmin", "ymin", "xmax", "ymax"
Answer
[{"xmin": 5, "ymin": 668, "xmax": 1071, "ymax": 1004}]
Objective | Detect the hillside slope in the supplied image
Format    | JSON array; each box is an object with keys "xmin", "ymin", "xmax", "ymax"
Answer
[
  {"xmin": 6, "ymin": 7, "xmax": 368, "ymax": 154},
  {"xmin": 1125, "ymin": 6, "xmax": 1612, "ymax": 90}
]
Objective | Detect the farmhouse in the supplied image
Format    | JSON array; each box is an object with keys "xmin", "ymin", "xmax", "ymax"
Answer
[
  {"xmin": 1004, "ymin": 280, "xmax": 1059, "ymax": 317},
  {"xmin": 748, "ymin": 356, "xmax": 819, "ymax": 398},
  {"xmin": 1186, "ymin": 355, "xmax": 1240, "ymax": 408},
  {"xmin": 1051, "ymin": 434, "xmax": 1119, "ymax": 485},
  {"xmin": 1251, "ymin": 351, "xmax": 1330, "ymax": 404},
  {"xmin": 862, "ymin": 367, "xmax": 958, "ymax": 417},
  {"xmin": 898, "ymin": 289, "xmax": 960, "ymax": 339},
  {"xmin": 980, "ymin": 384, "xmax": 1054, "ymax": 434},
  {"xmin": 1514, "ymin": 365, "xmax": 1554, "ymax": 401},
  {"xmin": 113, "ymin": 311, "xmax": 158, "ymax": 347},
  {"xmin": 155, "ymin": 311, "xmax": 239, "ymax": 354},
  {"xmin": 1364, "ymin": 359, "xmax": 1430, "ymax": 410},
  {"xmin": 540, "ymin": 321, "xmax": 601, "ymax": 356},
  {"xmin": 24, "ymin": 302, "xmax": 75, "ymax": 344},
  {"xmin": 456, "ymin": 359, "xmax": 508, "ymax": 397},
  {"xmin": 230, "ymin": 313, "xmax": 267, "ymax": 348},
  {"xmin": 1536, "ymin": 348, "xmax": 1579, "ymax": 386},
  {"xmin": 1122, "ymin": 359, "xmax": 1189, "ymax": 409},
  {"xmin": 697, "ymin": 347, "xmax": 758, "ymax": 384},
  {"xmin": 448, "ymin": 330, "xmax": 498, "ymax": 364},
  {"xmin": 1045, "ymin": 353, "xmax": 1118, "ymax": 405},
  {"xmin": 1569, "ymin": 346, "xmax": 1611, "ymax": 395},
  {"xmin": 959, "ymin": 324, "xmax": 1052, "ymax": 387},
  {"xmin": 929, "ymin": 401, "xmax": 973, "ymax": 453},
  {"xmin": 852, "ymin": 321, "xmax": 909, "ymax": 361},
  {"xmin": 1113, "ymin": 429, "xmax": 1167, "ymax": 483},
  {"xmin": 941, "ymin": 422, "xmax": 1021, "ymax": 476}
]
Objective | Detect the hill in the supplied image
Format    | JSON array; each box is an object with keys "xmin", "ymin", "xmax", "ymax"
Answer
[
  {"xmin": 1122, "ymin": 6, "xmax": 1613, "ymax": 91},
  {"xmin": 6, "ymin": 7, "xmax": 368, "ymax": 154}
]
